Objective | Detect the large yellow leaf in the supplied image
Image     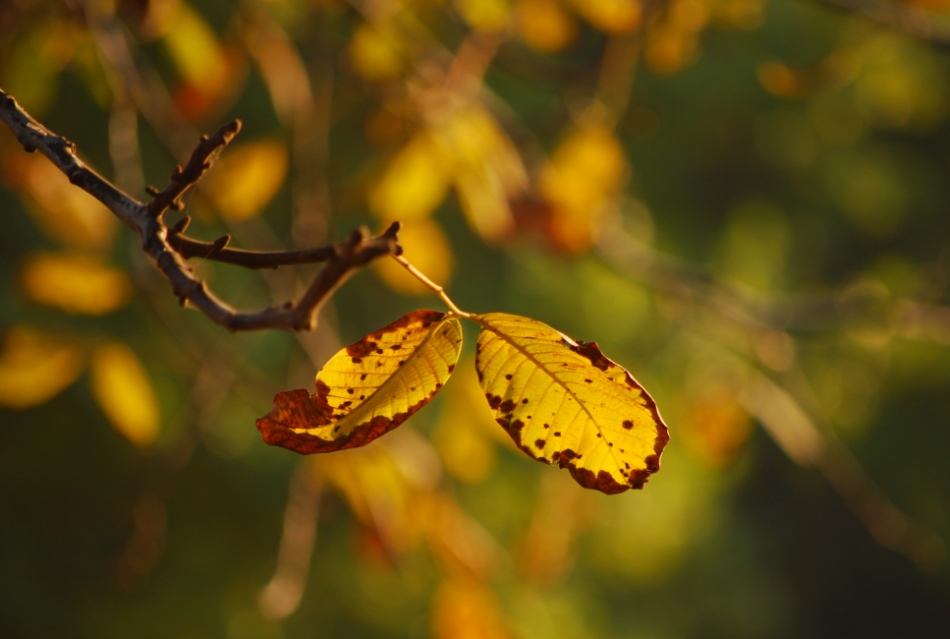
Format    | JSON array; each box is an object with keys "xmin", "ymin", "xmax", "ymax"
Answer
[
  {"xmin": 258, "ymin": 310, "xmax": 463, "ymax": 453},
  {"xmin": 474, "ymin": 313, "xmax": 669, "ymax": 494}
]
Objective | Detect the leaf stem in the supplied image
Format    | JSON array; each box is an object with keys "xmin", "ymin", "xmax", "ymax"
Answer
[{"xmin": 390, "ymin": 255, "xmax": 473, "ymax": 318}]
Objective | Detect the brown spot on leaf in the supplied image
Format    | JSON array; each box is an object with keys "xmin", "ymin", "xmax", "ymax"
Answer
[
  {"xmin": 622, "ymin": 420, "xmax": 634, "ymax": 430},
  {"xmin": 569, "ymin": 340, "xmax": 611, "ymax": 371},
  {"xmin": 351, "ymin": 357, "xmax": 362, "ymax": 364},
  {"xmin": 584, "ymin": 379, "xmax": 592, "ymax": 383},
  {"xmin": 346, "ymin": 340, "xmax": 377, "ymax": 359},
  {"xmin": 486, "ymin": 394, "xmax": 502, "ymax": 410},
  {"xmin": 448, "ymin": 364, "xmax": 455, "ymax": 373},
  {"xmin": 535, "ymin": 439, "xmax": 545, "ymax": 449},
  {"xmin": 347, "ymin": 388, "xmax": 355, "ymax": 394},
  {"xmin": 521, "ymin": 398, "xmax": 528, "ymax": 404},
  {"xmin": 390, "ymin": 344, "xmax": 402, "ymax": 351},
  {"xmin": 360, "ymin": 374, "xmax": 367, "ymax": 381},
  {"xmin": 499, "ymin": 399, "xmax": 517, "ymax": 413}
]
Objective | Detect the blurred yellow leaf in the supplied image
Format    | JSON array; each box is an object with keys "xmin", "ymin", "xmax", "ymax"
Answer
[
  {"xmin": 370, "ymin": 132, "xmax": 450, "ymax": 222},
  {"xmin": 349, "ymin": 23, "xmax": 405, "ymax": 80},
  {"xmin": 644, "ymin": 0, "xmax": 709, "ymax": 74},
  {"xmin": 2, "ymin": 151, "xmax": 118, "ymax": 250},
  {"xmin": 432, "ymin": 359, "xmax": 510, "ymax": 483},
  {"xmin": 432, "ymin": 577, "xmax": 512, "ymax": 639},
  {"xmin": 376, "ymin": 219, "xmax": 455, "ymax": 295},
  {"xmin": 454, "ymin": 0, "xmax": 512, "ymax": 32},
  {"xmin": 434, "ymin": 108, "xmax": 525, "ymax": 242},
  {"xmin": 0, "ymin": 326, "xmax": 84, "ymax": 409},
  {"xmin": 474, "ymin": 313, "xmax": 669, "ymax": 493},
  {"xmin": 257, "ymin": 310, "xmax": 463, "ymax": 453},
  {"xmin": 682, "ymin": 386, "xmax": 752, "ymax": 467},
  {"xmin": 1, "ymin": 19, "xmax": 81, "ymax": 114},
  {"xmin": 538, "ymin": 126, "xmax": 626, "ymax": 252},
  {"xmin": 567, "ymin": 0, "xmax": 641, "ymax": 33},
  {"xmin": 21, "ymin": 252, "xmax": 132, "ymax": 315},
  {"xmin": 161, "ymin": 1, "xmax": 235, "ymax": 118},
  {"xmin": 203, "ymin": 140, "xmax": 288, "ymax": 220},
  {"xmin": 90, "ymin": 342, "xmax": 161, "ymax": 447},
  {"xmin": 514, "ymin": 0, "xmax": 577, "ymax": 52}
]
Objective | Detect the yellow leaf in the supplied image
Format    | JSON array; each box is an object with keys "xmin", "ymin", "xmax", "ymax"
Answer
[
  {"xmin": 369, "ymin": 132, "xmax": 450, "ymax": 222},
  {"xmin": 0, "ymin": 326, "xmax": 83, "ymax": 409},
  {"xmin": 3, "ymin": 152, "xmax": 118, "ymax": 250},
  {"xmin": 432, "ymin": 577, "xmax": 512, "ymax": 639},
  {"xmin": 514, "ymin": 0, "xmax": 577, "ymax": 53},
  {"xmin": 376, "ymin": 219, "xmax": 454, "ymax": 296},
  {"xmin": 566, "ymin": 0, "xmax": 641, "ymax": 33},
  {"xmin": 162, "ymin": 2, "xmax": 230, "ymax": 91},
  {"xmin": 21, "ymin": 252, "xmax": 132, "ymax": 315},
  {"xmin": 203, "ymin": 140, "xmax": 288, "ymax": 220},
  {"xmin": 349, "ymin": 23, "xmax": 405, "ymax": 80},
  {"xmin": 258, "ymin": 310, "xmax": 463, "ymax": 453},
  {"xmin": 90, "ymin": 343, "xmax": 161, "ymax": 447},
  {"xmin": 474, "ymin": 313, "xmax": 669, "ymax": 493},
  {"xmin": 538, "ymin": 126, "xmax": 626, "ymax": 252},
  {"xmin": 454, "ymin": 0, "xmax": 512, "ymax": 32}
]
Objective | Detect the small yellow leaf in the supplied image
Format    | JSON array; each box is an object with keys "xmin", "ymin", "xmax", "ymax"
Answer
[
  {"xmin": 454, "ymin": 0, "xmax": 512, "ymax": 32},
  {"xmin": 370, "ymin": 132, "xmax": 450, "ymax": 222},
  {"xmin": 474, "ymin": 313, "xmax": 669, "ymax": 493},
  {"xmin": 21, "ymin": 252, "xmax": 132, "ymax": 315},
  {"xmin": 90, "ymin": 343, "xmax": 161, "ymax": 447},
  {"xmin": 258, "ymin": 310, "xmax": 463, "ymax": 453},
  {"xmin": 203, "ymin": 140, "xmax": 288, "ymax": 220},
  {"xmin": 566, "ymin": 0, "xmax": 641, "ymax": 33},
  {"xmin": 349, "ymin": 23, "xmax": 405, "ymax": 80},
  {"xmin": 376, "ymin": 219, "xmax": 454, "ymax": 296},
  {"xmin": 432, "ymin": 577, "xmax": 512, "ymax": 639},
  {"xmin": 0, "ymin": 326, "xmax": 84, "ymax": 409},
  {"xmin": 514, "ymin": 0, "xmax": 577, "ymax": 53}
]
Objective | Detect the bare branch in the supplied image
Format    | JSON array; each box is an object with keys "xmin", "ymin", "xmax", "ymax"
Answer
[
  {"xmin": 146, "ymin": 120, "xmax": 242, "ymax": 219},
  {"xmin": 0, "ymin": 86, "xmax": 401, "ymax": 332}
]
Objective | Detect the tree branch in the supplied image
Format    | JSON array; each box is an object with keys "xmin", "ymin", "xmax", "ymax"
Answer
[{"xmin": 0, "ymin": 87, "xmax": 401, "ymax": 332}]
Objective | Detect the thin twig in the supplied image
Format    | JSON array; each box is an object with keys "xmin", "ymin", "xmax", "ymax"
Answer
[{"xmin": 0, "ymin": 87, "xmax": 402, "ymax": 332}]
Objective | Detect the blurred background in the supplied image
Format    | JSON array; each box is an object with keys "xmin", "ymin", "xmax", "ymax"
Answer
[{"xmin": 2, "ymin": 0, "xmax": 950, "ymax": 636}]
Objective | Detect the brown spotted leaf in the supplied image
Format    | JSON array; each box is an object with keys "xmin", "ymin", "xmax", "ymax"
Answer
[
  {"xmin": 257, "ymin": 310, "xmax": 462, "ymax": 453},
  {"xmin": 474, "ymin": 313, "xmax": 669, "ymax": 494}
]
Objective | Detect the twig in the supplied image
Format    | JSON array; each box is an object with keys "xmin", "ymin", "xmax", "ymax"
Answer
[{"xmin": 0, "ymin": 87, "xmax": 402, "ymax": 332}]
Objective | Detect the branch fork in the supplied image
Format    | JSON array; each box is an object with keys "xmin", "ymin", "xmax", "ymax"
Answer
[{"xmin": 0, "ymin": 87, "xmax": 402, "ymax": 332}]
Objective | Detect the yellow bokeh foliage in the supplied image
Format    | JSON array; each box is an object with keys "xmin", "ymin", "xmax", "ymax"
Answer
[
  {"xmin": 90, "ymin": 342, "xmax": 161, "ymax": 447},
  {"xmin": 538, "ymin": 126, "xmax": 626, "ymax": 252},
  {"xmin": 514, "ymin": 0, "xmax": 577, "ymax": 53},
  {"xmin": 203, "ymin": 140, "xmax": 289, "ymax": 220},
  {"xmin": 349, "ymin": 23, "xmax": 406, "ymax": 80},
  {"xmin": 375, "ymin": 219, "xmax": 455, "ymax": 295},
  {"xmin": 21, "ymin": 252, "xmax": 132, "ymax": 315},
  {"xmin": 567, "ymin": 0, "xmax": 641, "ymax": 34},
  {"xmin": 0, "ymin": 326, "xmax": 84, "ymax": 409}
]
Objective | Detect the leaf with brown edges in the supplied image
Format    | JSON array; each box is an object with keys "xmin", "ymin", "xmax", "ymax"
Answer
[
  {"xmin": 474, "ymin": 313, "xmax": 669, "ymax": 494},
  {"xmin": 257, "ymin": 310, "xmax": 462, "ymax": 453}
]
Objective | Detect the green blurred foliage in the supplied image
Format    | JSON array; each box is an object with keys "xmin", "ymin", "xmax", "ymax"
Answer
[{"xmin": 2, "ymin": 0, "xmax": 950, "ymax": 637}]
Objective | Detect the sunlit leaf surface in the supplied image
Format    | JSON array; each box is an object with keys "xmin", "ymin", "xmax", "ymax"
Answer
[
  {"xmin": 258, "ymin": 310, "xmax": 463, "ymax": 453},
  {"xmin": 474, "ymin": 313, "xmax": 669, "ymax": 494}
]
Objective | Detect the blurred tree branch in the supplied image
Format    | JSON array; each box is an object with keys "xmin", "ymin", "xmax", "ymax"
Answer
[
  {"xmin": 0, "ymin": 87, "xmax": 402, "ymax": 332},
  {"xmin": 811, "ymin": 0, "xmax": 950, "ymax": 50}
]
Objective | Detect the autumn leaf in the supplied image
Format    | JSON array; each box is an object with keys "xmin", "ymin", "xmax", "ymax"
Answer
[
  {"xmin": 90, "ymin": 343, "xmax": 161, "ymax": 447},
  {"xmin": 473, "ymin": 313, "xmax": 669, "ymax": 494},
  {"xmin": 258, "ymin": 310, "xmax": 463, "ymax": 454}
]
